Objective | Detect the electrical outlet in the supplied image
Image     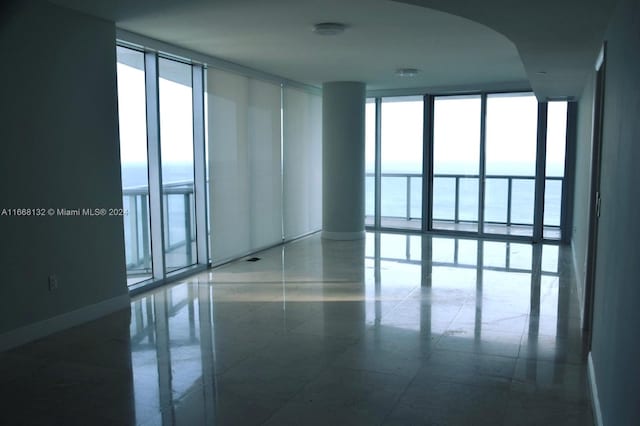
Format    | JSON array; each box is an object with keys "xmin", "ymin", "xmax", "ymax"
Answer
[{"xmin": 48, "ymin": 274, "xmax": 58, "ymax": 292}]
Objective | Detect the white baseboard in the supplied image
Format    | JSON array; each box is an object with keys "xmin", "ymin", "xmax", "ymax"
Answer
[
  {"xmin": 208, "ymin": 230, "xmax": 322, "ymax": 269},
  {"xmin": 571, "ymin": 241, "xmax": 585, "ymax": 324},
  {"xmin": 321, "ymin": 230, "xmax": 366, "ymax": 240},
  {"xmin": 0, "ymin": 293, "xmax": 130, "ymax": 352},
  {"xmin": 588, "ymin": 352, "xmax": 604, "ymax": 426}
]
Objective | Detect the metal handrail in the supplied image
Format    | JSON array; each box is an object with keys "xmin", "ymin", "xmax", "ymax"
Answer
[
  {"xmin": 366, "ymin": 172, "xmax": 563, "ymax": 226},
  {"xmin": 123, "ymin": 180, "xmax": 194, "ymax": 196},
  {"xmin": 123, "ymin": 181, "xmax": 196, "ymax": 272}
]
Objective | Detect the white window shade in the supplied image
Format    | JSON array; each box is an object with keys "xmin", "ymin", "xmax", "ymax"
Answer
[
  {"xmin": 283, "ymin": 87, "xmax": 322, "ymax": 239},
  {"xmin": 207, "ymin": 69, "xmax": 282, "ymax": 262},
  {"xmin": 248, "ymin": 79, "xmax": 283, "ymax": 249}
]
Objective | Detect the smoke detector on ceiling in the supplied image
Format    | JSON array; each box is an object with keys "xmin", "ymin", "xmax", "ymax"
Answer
[{"xmin": 312, "ymin": 22, "xmax": 347, "ymax": 36}]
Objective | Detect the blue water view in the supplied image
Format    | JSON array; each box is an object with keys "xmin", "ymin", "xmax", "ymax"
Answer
[
  {"xmin": 121, "ymin": 163, "xmax": 195, "ymax": 268},
  {"xmin": 365, "ymin": 177, "xmax": 561, "ymax": 225},
  {"xmin": 122, "ymin": 161, "xmax": 562, "ymax": 267},
  {"xmin": 365, "ymin": 161, "xmax": 563, "ymax": 227},
  {"xmin": 122, "ymin": 163, "xmax": 194, "ymax": 189}
]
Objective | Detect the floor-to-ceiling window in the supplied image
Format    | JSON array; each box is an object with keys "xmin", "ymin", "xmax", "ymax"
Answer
[
  {"xmin": 544, "ymin": 101, "xmax": 568, "ymax": 240},
  {"xmin": 484, "ymin": 93, "xmax": 538, "ymax": 236},
  {"xmin": 158, "ymin": 58, "xmax": 197, "ymax": 272},
  {"xmin": 159, "ymin": 58, "xmax": 197, "ymax": 273},
  {"xmin": 116, "ymin": 46, "xmax": 153, "ymax": 285},
  {"xmin": 367, "ymin": 91, "xmax": 572, "ymax": 242},
  {"xmin": 380, "ymin": 96, "xmax": 423, "ymax": 230},
  {"xmin": 365, "ymin": 98, "xmax": 376, "ymax": 226},
  {"xmin": 432, "ymin": 95, "xmax": 482, "ymax": 233},
  {"xmin": 116, "ymin": 44, "xmax": 208, "ymax": 290},
  {"xmin": 116, "ymin": 38, "xmax": 322, "ymax": 292}
]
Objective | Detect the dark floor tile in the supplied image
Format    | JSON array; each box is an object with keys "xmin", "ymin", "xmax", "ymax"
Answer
[
  {"xmin": 386, "ymin": 379, "xmax": 509, "ymax": 426},
  {"xmin": 511, "ymin": 358, "xmax": 590, "ymax": 403},
  {"xmin": 265, "ymin": 367, "xmax": 411, "ymax": 426},
  {"xmin": 416, "ymin": 350, "xmax": 517, "ymax": 389},
  {"xmin": 503, "ymin": 390, "xmax": 594, "ymax": 426}
]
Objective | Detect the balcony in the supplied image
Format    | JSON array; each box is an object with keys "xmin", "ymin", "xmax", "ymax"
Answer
[
  {"xmin": 122, "ymin": 180, "xmax": 196, "ymax": 284},
  {"xmin": 366, "ymin": 172, "xmax": 562, "ymax": 238}
]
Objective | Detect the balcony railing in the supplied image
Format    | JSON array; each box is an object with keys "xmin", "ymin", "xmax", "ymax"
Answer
[
  {"xmin": 366, "ymin": 172, "xmax": 563, "ymax": 227},
  {"xmin": 122, "ymin": 180, "xmax": 195, "ymax": 274}
]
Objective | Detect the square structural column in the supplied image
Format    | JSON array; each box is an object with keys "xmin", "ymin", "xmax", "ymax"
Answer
[{"xmin": 322, "ymin": 82, "xmax": 366, "ymax": 240}]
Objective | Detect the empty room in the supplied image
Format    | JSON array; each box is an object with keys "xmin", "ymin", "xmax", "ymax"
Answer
[{"xmin": 1, "ymin": 0, "xmax": 639, "ymax": 425}]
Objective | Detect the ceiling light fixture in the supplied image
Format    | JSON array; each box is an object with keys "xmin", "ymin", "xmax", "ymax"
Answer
[
  {"xmin": 395, "ymin": 68, "xmax": 419, "ymax": 77},
  {"xmin": 312, "ymin": 22, "xmax": 347, "ymax": 36}
]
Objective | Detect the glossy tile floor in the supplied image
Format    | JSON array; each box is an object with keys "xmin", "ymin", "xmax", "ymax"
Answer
[{"xmin": 0, "ymin": 232, "xmax": 592, "ymax": 425}]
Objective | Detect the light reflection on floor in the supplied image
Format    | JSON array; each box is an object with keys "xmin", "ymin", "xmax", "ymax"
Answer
[
  {"xmin": 126, "ymin": 232, "xmax": 589, "ymax": 425},
  {"xmin": 1, "ymin": 232, "xmax": 591, "ymax": 426}
]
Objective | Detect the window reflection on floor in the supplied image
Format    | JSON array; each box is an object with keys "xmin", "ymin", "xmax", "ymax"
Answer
[
  {"xmin": 362, "ymin": 233, "xmax": 570, "ymax": 341},
  {"xmin": 128, "ymin": 232, "xmax": 584, "ymax": 425},
  {"xmin": 130, "ymin": 286, "xmax": 211, "ymax": 425}
]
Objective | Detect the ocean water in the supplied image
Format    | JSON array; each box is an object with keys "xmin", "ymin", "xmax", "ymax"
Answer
[
  {"xmin": 365, "ymin": 177, "xmax": 561, "ymax": 226},
  {"xmin": 122, "ymin": 163, "xmax": 194, "ymax": 188},
  {"xmin": 121, "ymin": 161, "xmax": 563, "ymax": 266},
  {"xmin": 121, "ymin": 163, "xmax": 195, "ymax": 267},
  {"xmin": 365, "ymin": 161, "xmax": 563, "ymax": 227}
]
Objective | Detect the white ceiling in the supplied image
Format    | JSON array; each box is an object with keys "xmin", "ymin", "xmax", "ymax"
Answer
[
  {"xmin": 394, "ymin": 0, "xmax": 618, "ymax": 99},
  {"xmin": 49, "ymin": 0, "xmax": 617, "ymax": 98}
]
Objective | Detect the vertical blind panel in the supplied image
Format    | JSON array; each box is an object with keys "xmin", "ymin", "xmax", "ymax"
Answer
[
  {"xmin": 248, "ymin": 78, "xmax": 283, "ymax": 249},
  {"xmin": 309, "ymin": 93, "xmax": 322, "ymax": 231},
  {"xmin": 207, "ymin": 69, "xmax": 251, "ymax": 261},
  {"xmin": 207, "ymin": 69, "xmax": 283, "ymax": 262},
  {"xmin": 283, "ymin": 87, "xmax": 322, "ymax": 239}
]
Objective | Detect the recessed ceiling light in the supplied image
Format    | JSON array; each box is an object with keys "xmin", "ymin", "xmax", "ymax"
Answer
[
  {"xmin": 312, "ymin": 22, "xmax": 347, "ymax": 36},
  {"xmin": 395, "ymin": 68, "xmax": 419, "ymax": 77}
]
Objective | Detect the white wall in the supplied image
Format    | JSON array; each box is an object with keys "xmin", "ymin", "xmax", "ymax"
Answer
[
  {"xmin": 571, "ymin": 76, "xmax": 594, "ymax": 308},
  {"xmin": 572, "ymin": 0, "xmax": 640, "ymax": 423},
  {"xmin": 0, "ymin": 1, "xmax": 128, "ymax": 342},
  {"xmin": 588, "ymin": 0, "xmax": 640, "ymax": 423}
]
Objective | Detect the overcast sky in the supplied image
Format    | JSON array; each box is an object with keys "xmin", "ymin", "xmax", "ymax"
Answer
[{"xmin": 118, "ymin": 63, "xmax": 566, "ymax": 178}]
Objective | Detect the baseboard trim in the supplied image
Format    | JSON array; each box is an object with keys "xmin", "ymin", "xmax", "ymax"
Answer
[
  {"xmin": 571, "ymin": 241, "xmax": 585, "ymax": 324},
  {"xmin": 588, "ymin": 352, "xmax": 604, "ymax": 426},
  {"xmin": 0, "ymin": 293, "xmax": 130, "ymax": 352},
  {"xmin": 321, "ymin": 230, "xmax": 366, "ymax": 240}
]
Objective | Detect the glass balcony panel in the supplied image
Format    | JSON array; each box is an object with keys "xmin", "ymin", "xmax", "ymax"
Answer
[
  {"xmin": 511, "ymin": 179, "xmax": 535, "ymax": 225},
  {"xmin": 484, "ymin": 178, "xmax": 508, "ymax": 224},
  {"xmin": 433, "ymin": 177, "xmax": 455, "ymax": 221}
]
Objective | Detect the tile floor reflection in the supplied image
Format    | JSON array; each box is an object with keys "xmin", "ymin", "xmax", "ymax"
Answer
[{"xmin": 1, "ymin": 232, "xmax": 591, "ymax": 425}]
